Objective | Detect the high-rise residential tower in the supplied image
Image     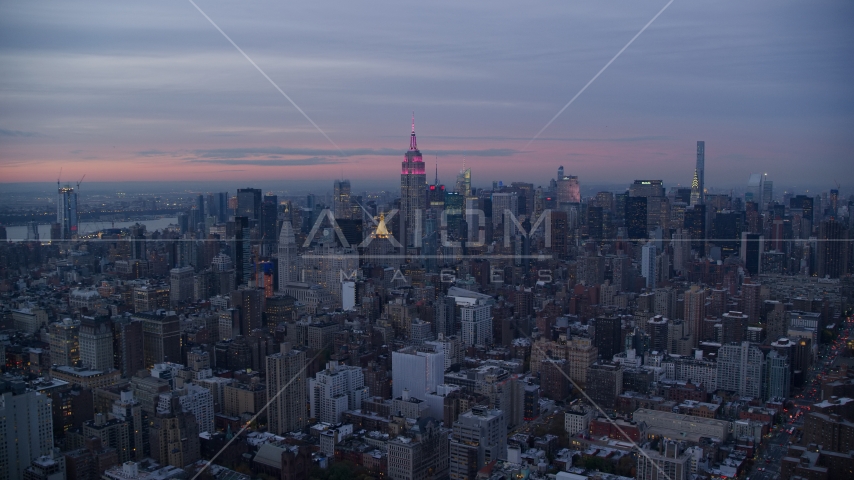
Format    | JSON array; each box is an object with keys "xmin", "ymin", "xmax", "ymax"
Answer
[
  {"xmin": 309, "ymin": 361, "xmax": 368, "ymax": 424},
  {"xmin": 57, "ymin": 183, "xmax": 78, "ymax": 240},
  {"xmin": 717, "ymin": 341, "xmax": 765, "ymax": 399},
  {"xmin": 684, "ymin": 285, "xmax": 705, "ymax": 344},
  {"xmin": 766, "ymin": 350, "xmax": 790, "ymax": 400},
  {"xmin": 0, "ymin": 390, "xmax": 54, "ymax": 480},
  {"xmin": 401, "ymin": 115, "xmax": 426, "ymax": 247},
  {"xmin": 266, "ymin": 344, "xmax": 308, "ymax": 435}
]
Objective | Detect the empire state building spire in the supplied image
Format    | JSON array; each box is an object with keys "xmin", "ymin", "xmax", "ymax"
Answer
[
  {"xmin": 410, "ymin": 112, "xmax": 417, "ymax": 150},
  {"xmin": 401, "ymin": 113, "xmax": 426, "ymax": 247}
]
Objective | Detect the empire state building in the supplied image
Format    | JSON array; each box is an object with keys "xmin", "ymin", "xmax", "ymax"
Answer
[{"xmin": 400, "ymin": 115, "xmax": 426, "ymax": 247}]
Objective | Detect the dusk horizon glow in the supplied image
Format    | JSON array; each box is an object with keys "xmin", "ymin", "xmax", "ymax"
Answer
[{"xmin": 2, "ymin": 0, "xmax": 853, "ymax": 190}]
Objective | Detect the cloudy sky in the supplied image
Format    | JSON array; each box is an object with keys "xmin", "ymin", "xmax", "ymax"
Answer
[{"xmin": 1, "ymin": 0, "xmax": 852, "ymax": 192}]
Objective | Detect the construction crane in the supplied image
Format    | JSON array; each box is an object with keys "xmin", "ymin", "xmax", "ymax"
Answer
[{"xmin": 76, "ymin": 174, "xmax": 85, "ymax": 190}]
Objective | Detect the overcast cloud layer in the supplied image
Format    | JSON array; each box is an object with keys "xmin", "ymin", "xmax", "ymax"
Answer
[{"xmin": 1, "ymin": 0, "xmax": 852, "ymax": 192}]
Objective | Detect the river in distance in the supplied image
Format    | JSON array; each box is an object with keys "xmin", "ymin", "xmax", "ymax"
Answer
[{"xmin": 4, "ymin": 217, "xmax": 178, "ymax": 242}]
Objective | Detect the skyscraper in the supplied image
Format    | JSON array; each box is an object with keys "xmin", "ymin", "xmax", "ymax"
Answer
[
  {"xmin": 684, "ymin": 204, "xmax": 706, "ymax": 255},
  {"xmin": 763, "ymin": 175, "xmax": 774, "ymax": 208},
  {"xmin": 690, "ymin": 168, "xmax": 701, "ymax": 207},
  {"xmin": 136, "ymin": 311, "xmax": 181, "ymax": 368},
  {"xmin": 388, "ymin": 418, "xmax": 449, "ymax": 480},
  {"xmin": 766, "ymin": 350, "xmax": 790, "ymax": 400},
  {"xmin": 277, "ymin": 220, "xmax": 297, "ymax": 290},
  {"xmin": 455, "ymin": 165, "xmax": 472, "ymax": 198},
  {"xmin": 629, "ymin": 180, "xmax": 665, "ymax": 198},
  {"xmin": 626, "ymin": 196, "xmax": 648, "ymax": 241},
  {"xmin": 594, "ymin": 316, "xmax": 622, "ymax": 361},
  {"xmin": 83, "ymin": 413, "xmax": 131, "ymax": 463},
  {"xmin": 741, "ymin": 280, "xmax": 762, "ymax": 324},
  {"xmin": 149, "ymin": 407, "xmax": 200, "ymax": 468},
  {"xmin": 169, "ymin": 266, "xmax": 195, "ymax": 304},
  {"xmin": 333, "ymin": 179, "xmax": 352, "ymax": 220},
  {"xmin": 672, "ymin": 230, "xmax": 691, "ymax": 273},
  {"xmin": 717, "ymin": 341, "xmax": 765, "ymax": 399},
  {"xmin": 231, "ymin": 287, "xmax": 262, "ymax": 335},
  {"xmin": 696, "ymin": 141, "xmax": 705, "ymax": 204},
  {"xmin": 683, "ymin": 286, "xmax": 705, "ymax": 345},
  {"xmin": 790, "ymin": 195, "xmax": 815, "ymax": 225},
  {"xmin": 112, "ymin": 317, "xmax": 144, "ymax": 379},
  {"xmin": 746, "ymin": 173, "xmax": 764, "ymax": 207},
  {"xmin": 0, "ymin": 390, "xmax": 54, "ymax": 480},
  {"xmin": 741, "ymin": 232, "xmax": 764, "ymax": 276},
  {"xmin": 401, "ymin": 115, "xmax": 426, "ymax": 247},
  {"xmin": 817, "ymin": 218, "xmax": 849, "ymax": 278},
  {"xmin": 111, "ymin": 391, "xmax": 145, "ymax": 461},
  {"xmin": 232, "ymin": 216, "xmax": 251, "ymax": 286},
  {"xmin": 309, "ymin": 361, "xmax": 368, "ymax": 424},
  {"xmin": 460, "ymin": 303, "xmax": 492, "ymax": 348},
  {"xmin": 79, "ymin": 315, "xmax": 114, "ymax": 371},
  {"xmin": 641, "ymin": 243, "xmax": 657, "ymax": 290},
  {"xmin": 57, "ymin": 184, "xmax": 78, "ymax": 240},
  {"xmin": 49, "ymin": 318, "xmax": 80, "ymax": 367},
  {"xmin": 556, "ymin": 175, "xmax": 580, "ymax": 204},
  {"xmin": 266, "ymin": 344, "xmax": 308, "ymax": 435},
  {"xmin": 260, "ymin": 193, "xmax": 278, "ymax": 256},
  {"xmin": 491, "ymin": 192, "xmax": 518, "ymax": 231},
  {"xmin": 236, "ymin": 188, "xmax": 262, "ymax": 223},
  {"xmin": 585, "ymin": 362, "xmax": 623, "ymax": 410},
  {"xmin": 392, "ymin": 345, "xmax": 444, "ymax": 400},
  {"xmin": 213, "ymin": 191, "xmax": 229, "ymax": 222},
  {"xmin": 450, "ymin": 406, "xmax": 507, "ymax": 480}
]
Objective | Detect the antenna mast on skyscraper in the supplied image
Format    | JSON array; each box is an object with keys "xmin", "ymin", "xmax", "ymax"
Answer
[{"xmin": 435, "ymin": 159, "xmax": 439, "ymax": 185}]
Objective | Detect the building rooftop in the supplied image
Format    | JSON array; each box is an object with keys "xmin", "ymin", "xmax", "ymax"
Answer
[{"xmin": 52, "ymin": 365, "xmax": 112, "ymax": 377}]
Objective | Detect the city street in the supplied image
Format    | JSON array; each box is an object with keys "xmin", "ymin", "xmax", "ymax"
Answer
[
  {"xmin": 751, "ymin": 430, "xmax": 790, "ymax": 480},
  {"xmin": 747, "ymin": 316, "xmax": 852, "ymax": 480}
]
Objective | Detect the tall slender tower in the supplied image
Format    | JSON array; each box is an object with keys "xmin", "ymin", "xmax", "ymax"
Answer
[
  {"xmin": 684, "ymin": 285, "xmax": 706, "ymax": 346},
  {"xmin": 57, "ymin": 183, "xmax": 78, "ymax": 240},
  {"xmin": 277, "ymin": 220, "xmax": 297, "ymax": 290},
  {"xmin": 401, "ymin": 114, "xmax": 426, "ymax": 247},
  {"xmin": 696, "ymin": 141, "xmax": 705, "ymax": 204},
  {"xmin": 267, "ymin": 344, "xmax": 307, "ymax": 434},
  {"xmin": 333, "ymin": 179, "xmax": 352, "ymax": 220}
]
